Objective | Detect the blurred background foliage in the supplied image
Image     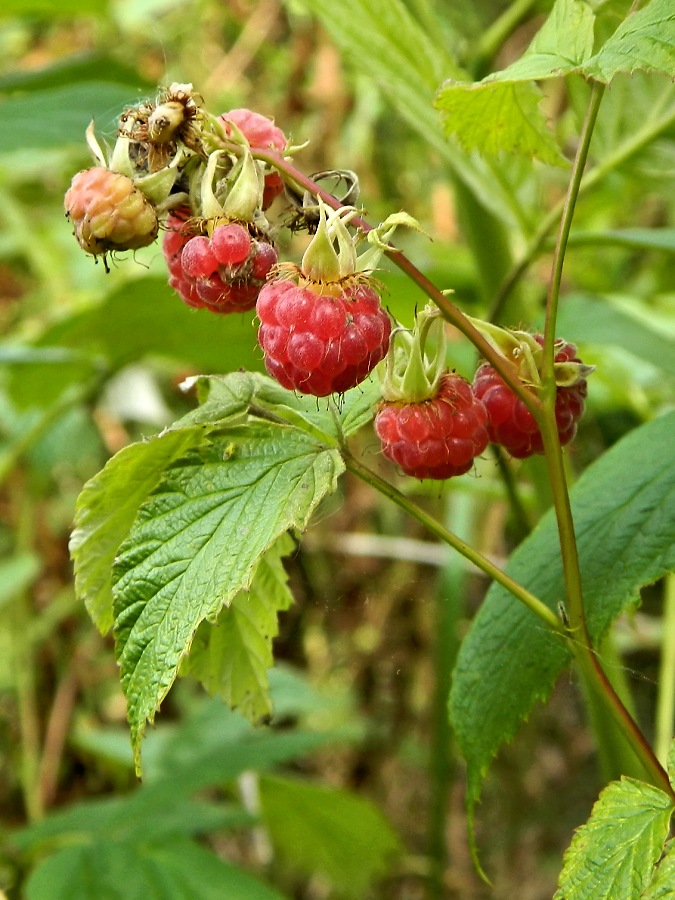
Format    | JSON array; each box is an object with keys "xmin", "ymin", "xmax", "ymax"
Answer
[{"xmin": 0, "ymin": 0, "xmax": 673, "ymax": 897}]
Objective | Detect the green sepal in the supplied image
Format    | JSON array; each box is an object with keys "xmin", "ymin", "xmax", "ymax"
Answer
[
  {"xmin": 380, "ymin": 304, "xmax": 446, "ymax": 403},
  {"xmin": 222, "ymin": 149, "xmax": 265, "ymax": 222}
]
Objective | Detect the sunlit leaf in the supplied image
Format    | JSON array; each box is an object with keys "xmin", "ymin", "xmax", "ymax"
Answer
[
  {"xmin": 112, "ymin": 424, "xmax": 343, "ymax": 767},
  {"xmin": 554, "ymin": 778, "xmax": 673, "ymax": 899},
  {"xmin": 583, "ymin": 0, "xmax": 675, "ymax": 81}
]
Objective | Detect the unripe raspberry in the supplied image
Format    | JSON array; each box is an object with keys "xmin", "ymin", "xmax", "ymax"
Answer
[
  {"xmin": 473, "ymin": 336, "xmax": 588, "ymax": 458},
  {"xmin": 375, "ymin": 373, "xmax": 490, "ymax": 479},
  {"xmin": 65, "ymin": 167, "xmax": 159, "ymax": 258},
  {"xmin": 219, "ymin": 108, "xmax": 286, "ymax": 209}
]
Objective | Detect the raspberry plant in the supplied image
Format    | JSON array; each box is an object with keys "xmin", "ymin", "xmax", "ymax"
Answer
[{"xmin": 2, "ymin": 0, "xmax": 675, "ymax": 897}]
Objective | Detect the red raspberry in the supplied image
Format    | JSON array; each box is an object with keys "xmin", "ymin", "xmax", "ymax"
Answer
[
  {"xmin": 65, "ymin": 167, "xmax": 158, "ymax": 258},
  {"xmin": 161, "ymin": 215, "xmax": 278, "ymax": 314},
  {"xmin": 374, "ymin": 374, "xmax": 490, "ymax": 479},
  {"xmin": 472, "ymin": 337, "xmax": 588, "ymax": 458},
  {"xmin": 219, "ymin": 108, "xmax": 286, "ymax": 209},
  {"xmin": 256, "ymin": 278, "xmax": 391, "ymax": 396}
]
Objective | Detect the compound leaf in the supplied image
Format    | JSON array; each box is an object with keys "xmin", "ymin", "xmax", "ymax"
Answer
[
  {"xmin": 112, "ymin": 422, "xmax": 343, "ymax": 769},
  {"xmin": 450, "ymin": 411, "xmax": 675, "ymax": 809},
  {"xmin": 583, "ymin": 0, "xmax": 675, "ymax": 81},
  {"xmin": 435, "ymin": 0, "xmax": 595, "ymax": 164},
  {"xmin": 71, "ymin": 425, "xmax": 218, "ymax": 634},
  {"xmin": 554, "ymin": 778, "xmax": 674, "ymax": 899},
  {"xmin": 642, "ymin": 837, "xmax": 675, "ymax": 899},
  {"xmin": 182, "ymin": 533, "xmax": 295, "ymax": 722},
  {"xmin": 435, "ymin": 80, "xmax": 566, "ymax": 165}
]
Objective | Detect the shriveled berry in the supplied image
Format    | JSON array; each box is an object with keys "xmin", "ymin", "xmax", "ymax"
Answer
[
  {"xmin": 473, "ymin": 337, "xmax": 588, "ymax": 458},
  {"xmin": 211, "ymin": 223, "xmax": 252, "ymax": 265},
  {"xmin": 65, "ymin": 167, "xmax": 158, "ymax": 258},
  {"xmin": 375, "ymin": 373, "xmax": 490, "ymax": 479},
  {"xmin": 181, "ymin": 236, "xmax": 217, "ymax": 278},
  {"xmin": 162, "ymin": 215, "xmax": 277, "ymax": 314},
  {"xmin": 251, "ymin": 241, "xmax": 278, "ymax": 280},
  {"xmin": 257, "ymin": 279, "xmax": 391, "ymax": 396}
]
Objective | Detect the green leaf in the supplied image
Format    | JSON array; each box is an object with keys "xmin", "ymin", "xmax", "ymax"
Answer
[
  {"xmin": 10, "ymin": 278, "xmax": 263, "ymax": 409},
  {"xmin": 0, "ymin": 553, "xmax": 40, "ymax": 608},
  {"xmin": 554, "ymin": 778, "xmax": 674, "ymax": 899},
  {"xmin": 189, "ymin": 370, "xmax": 380, "ymax": 440},
  {"xmin": 0, "ymin": 83, "xmax": 139, "ymax": 152},
  {"xmin": 435, "ymin": 0, "xmax": 595, "ymax": 164},
  {"xmin": 1, "ymin": 0, "xmax": 108, "ymax": 15},
  {"xmin": 435, "ymin": 80, "xmax": 566, "ymax": 165},
  {"xmin": 25, "ymin": 839, "xmax": 288, "ymax": 900},
  {"xmin": 112, "ymin": 424, "xmax": 343, "ymax": 767},
  {"xmin": 583, "ymin": 0, "xmax": 675, "ymax": 82},
  {"xmin": 643, "ymin": 837, "xmax": 675, "ymax": 898},
  {"xmin": 293, "ymin": 0, "xmax": 526, "ymax": 235},
  {"xmin": 260, "ymin": 774, "xmax": 401, "ymax": 898},
  {"xmin": 71, "ymin": 425, "xmax": 218, "ymax": 633},
  {"xmin": 450, "ymin": 411, "xmax": 675, "ymax": 808},
  {"xmin": 566, "ymin": 227, "xmax": 675, "ymax": 252},
  {"xmin": 0, "ymin": 53, "xmax": 150, "ymax": 93},
  {"xmin": 491, "ymin": 0, "xmax": 595, "ymax": 80},
  {"xmin": 555, "ymin": 293, "xmax": 675, "ymax": 377},
  {"xmin": 183, "ymin": 534, "xmax": 295, "ymax": 722}
]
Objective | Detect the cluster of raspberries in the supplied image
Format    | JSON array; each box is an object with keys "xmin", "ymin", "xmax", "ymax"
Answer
[{"xmin": 64, "ymin": 89, "xmax": 589, "ymax": 481}]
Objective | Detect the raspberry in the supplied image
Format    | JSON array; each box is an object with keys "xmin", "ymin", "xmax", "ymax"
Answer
[
  {"xmin": 473, "ymin": 337, "xmax": 588, "ymax": 458},
  {"xmin": 257, "ymin": 279, "xmax": 391, "ymax": 396},
  {"xmin": 65, "ymin": 167, "xmax": 159, "ymax": 258},
  {"xmin": 375, "ymin": 374, "xmax": 490, "ymax": 479},
  {"xmin": 162, "ymin": 215, "xmax": 278, "ymax": 314},
  {"xmin": 211, "ymin": 223, "xmax": 252, "ymax": 265},
  {"xmin": 219, "ymin": 108, "xmax": 286, "ymax": 209}
]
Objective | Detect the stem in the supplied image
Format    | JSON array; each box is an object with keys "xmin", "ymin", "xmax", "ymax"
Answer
[
  {"xmin": 542, "ymin": 81, "xmax": 604, "ymax": 373},
  {"xmin": 535, "ymin": 83, "xmax": 604, "ymax": 642},
  {"xmin": 490, "ymin": 87, "xmax": 675, "ymax": 321},
  {"xmin": 537, "ymin": 80, "xmax": 674, "ymax": 800},
  {"xmin": 343, "ymin": 450, "xmax": 566, "ymax": 639}
]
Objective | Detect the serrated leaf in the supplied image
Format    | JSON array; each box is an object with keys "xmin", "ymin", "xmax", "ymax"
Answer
[
  {"xmin": 183, "ymin": 533, "xmax": 295, "ymax": 721},
  {"xmin": 489, "ymin": 0, "xmax": 595, "ymax": 81},
  {"xmin": 111, "ymin": 424, "xmax": 343, "ymax": 767},
  {"xmin": 450, "ymin": 411, "xmax": 675, "ymax": 809},
  {"xmin": 642, "ymin": 836, "xmax": 675, "ymax": 898},
  {"xmin": 292, "ymin": 0, "xmax": 527, "ymax": 236},
  {"xmin": 260, "ymin": 774, "xmax": 401, "ymax": 898},
  {"xmin": 435, "ymin": 0, "xmax": 595, "ymax": 164},
  {"xmin": 554, "ymin": 778, "xmax": 674, "ymax": 899},
  {"xmin": 583, "ymin": 0, "xmax": 675, "ymax": 81},
  {"xmin": 71, "ymin": 426, "xmax": 217, "ymax": 633},
  {"xmin": 190, "ymin": 370, "xmax": 381, "ymax": 440},
  {"xmin": 25, "ymin": 839, "xmax": 288, "ymax": 900},
  {"xmin": 435, "ymin": 80, "xmax": 566, "ymax": 165}
]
